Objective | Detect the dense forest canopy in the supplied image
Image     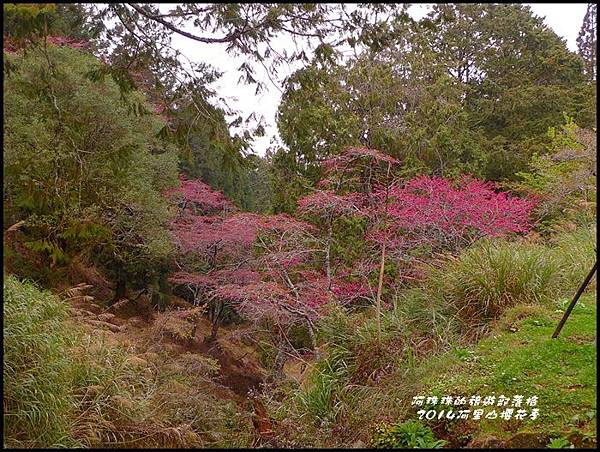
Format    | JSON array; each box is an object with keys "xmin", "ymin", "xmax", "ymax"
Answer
[{"xmin": 3, "ymin": 2, "xmax": 597, "ymax": 449}]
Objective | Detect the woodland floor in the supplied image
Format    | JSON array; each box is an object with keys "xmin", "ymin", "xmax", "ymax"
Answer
[{"xmin": 63, "ymin": 284, "xmax": 596, "ymax": 448}]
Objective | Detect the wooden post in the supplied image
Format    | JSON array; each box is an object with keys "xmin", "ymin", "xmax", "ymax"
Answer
[{"xmin": 552, "ymin": 261, "xmax": 596, "ymax": 339}]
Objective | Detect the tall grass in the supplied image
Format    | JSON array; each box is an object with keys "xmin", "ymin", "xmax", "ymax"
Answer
[
  {"xmin": 293, "ymin": 307, "xmax": 409, "ymax": 426},
  {"xmin": 549, "ymin": 225, "xmax": 596, "ymax": 292},
  {"xmin": 428, "ymin": 239, "xmax": 561, "ymax": 322},
  {"xmin": 3, "ymin": 275, "xmax": 253, "ymax": 448},
  {"xmin": 420, "ymin": 225, "xmax": 596, "ymax": 326},
  {"xmin": 4, "ymin": 274, "xmax": 79, "ymax": 448}
]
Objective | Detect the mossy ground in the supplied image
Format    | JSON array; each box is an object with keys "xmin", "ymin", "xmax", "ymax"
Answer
[{"xmin": 418, "ymin": 294, "xmax": 596, "ymax": 447}]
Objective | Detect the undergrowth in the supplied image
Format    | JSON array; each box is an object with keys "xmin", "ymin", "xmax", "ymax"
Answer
[
  {"xmin": 407, "ymin": 225, "xmax": 596, "ymax": 330},
  {"xmin": 4, "ymin": 274, "xmax": 79, "ymax": 447},
  {"xmin": 267, "ymin": 225, "xmax": 597, "ymax": 447},
  {"xmin": 3, "ymin": 275, "xmax": 253, "ymax": 448}
]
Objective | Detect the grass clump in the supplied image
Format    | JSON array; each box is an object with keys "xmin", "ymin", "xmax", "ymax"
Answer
[
  {"xmin": 548, "ymin": 225, "xmax": 596, "ymax": 292},
  {"xmin": 428, "ymin": 239, "xmax": 561, "ymax": 323},
  {"xmin": 4, "ymin": 274, "xmax": 79, "ymax": 448},
  {"xmin": 422, "ymin": 225, "xmax": 596, "ymax": 327}
]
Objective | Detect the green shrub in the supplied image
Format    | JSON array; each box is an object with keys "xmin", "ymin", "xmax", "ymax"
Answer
[
  {"xmin": 296, "ymin": 344, "xmax": 352, "ymax": 423},
  {"xmin": 371, "ymin": 419, "xmax": 447, "ymax": 448},
  {"xmin": 296, "ymin": 362, "xmax": 340, "ymax": 423},
  {"xmin": 547, "ymin": 436, "xmax": 573, "ymax": 448},
  {"xmin": 294, "ymin": 306, "xmax": 418, "ymax": 426},
  {"xmin": 3, "ymin": 45, "xmax": 179, "ymax": 288}
]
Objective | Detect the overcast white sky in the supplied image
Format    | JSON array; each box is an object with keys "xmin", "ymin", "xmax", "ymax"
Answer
[{"xmin": 166, "ymin": 3, "xmax": 589, "ymax": 156}]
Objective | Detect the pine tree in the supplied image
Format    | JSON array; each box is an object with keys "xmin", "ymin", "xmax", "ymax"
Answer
[{"xmin": 577, "ymin": 4, "xmax": 597, "ymax": 81}]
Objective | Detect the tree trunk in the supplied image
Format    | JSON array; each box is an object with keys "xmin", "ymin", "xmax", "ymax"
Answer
[
  {"xmin": 189, "ymin": 323, "xmax": 198, "ymax": 346},
  {"xmin": 271, "ymin": 342, "xmax": 288, "ymax": 380},
  {"xmin": 271, "ymin": 327, "xmax": 291, "ymax": 380},
  {"xmin": 111, "ymin": 265, "xmax": 126, "ymax": 305},
  {"xmin": 208, "ymin": 318, "xmax": 220, "ymax": 342},
  {"xmin": 207, "ymin": 301, "xmax": 222, "ymax": 342}
]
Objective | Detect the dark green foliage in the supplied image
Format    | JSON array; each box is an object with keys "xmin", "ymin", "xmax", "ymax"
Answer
[
  {"xmin": 267, "ymin": 146, "xmax": 315, "ymax": 214},
  {"xmin": 3, "ymin": 45, "xmax": 179, "ymax": 290},
  {"xmin": 91, "ymin": 4, "xmax": 410, "ymax": 97},
  {"xmin": 274, "ymin": 3, "xmax": 595, "ymax": 208},
  {"xmin": 51, "ymin": 3, "xmax": 99, "ymax": 41},
  {"xmin": 3, "ymin": 3, "xmax": 98, "ymax": 46},
  {"xmin": 3, "ymin": 4, "xmax": 59, "ymax": 42},
  {"xmin": 178, "ymin": 110, "xmax": 273, "ymax": 212},
  {"xmin": 577, "ymin": 4, "xmax": 597, "ymax": 81}
]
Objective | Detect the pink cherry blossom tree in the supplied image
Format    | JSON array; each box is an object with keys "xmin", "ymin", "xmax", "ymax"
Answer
[
  {"xmin": 370, "ymin": 175, "xmax": 537, "ymax": 257},
  {"xmin": 302, "ymin": 146, "xmax": 399, "ymax": 342},
  {"xmin": 166, "ymin": 175, "xmax": 331, "ymax": 352}
]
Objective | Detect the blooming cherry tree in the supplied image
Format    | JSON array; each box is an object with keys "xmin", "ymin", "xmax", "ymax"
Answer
[{"xmin": 373, "ymin": 175, "xmax": 537, "ymax": 256}]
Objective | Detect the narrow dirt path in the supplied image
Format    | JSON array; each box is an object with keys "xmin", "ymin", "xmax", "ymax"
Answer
[{"xmin": 192, "ymin": 338, "xmax": 263, "ymax": 397}]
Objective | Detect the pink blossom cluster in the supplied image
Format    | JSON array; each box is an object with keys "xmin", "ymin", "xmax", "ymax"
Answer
[
  {"xmin": 3, "ymin": 34, "xmax": 89, "ymax": 54},
  {"xmin": 3, "ymin": 36, "xmax": 18, "ymax": 54},
  {"xmin": 263, "ymin": 250, "xmax": 311, "ymax": 269},
  {"xmin": 330, "ymin": 279, "xmax": 371, "ymax": 303},
  {"xmin": 375, "ymin": 175, "xmax": 537, "ymax": 252},
  {"xmin": 165, "ymin": 176, "xmax": 235, "ymax": 213},
  {"xmin": 295, "ymin": 276, "xmax": 371, "ymax": 309},
  {"xmin": 212, "ymin": 281, "xmax": 297, "ymax": 323},
  {"xmin": 166, "ymin": 174, "xmax": 330, "ymax": 325}
]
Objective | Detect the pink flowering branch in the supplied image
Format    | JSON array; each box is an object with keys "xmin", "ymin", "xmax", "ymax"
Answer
[{"xmin": 371, "ymin": 175, "xmax": 537, "ymax": 255}]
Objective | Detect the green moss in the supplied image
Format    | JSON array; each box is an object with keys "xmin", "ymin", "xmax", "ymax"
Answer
[{"xmin": 420, "ymin": 294, "xmax": 596, "ymax": 441}]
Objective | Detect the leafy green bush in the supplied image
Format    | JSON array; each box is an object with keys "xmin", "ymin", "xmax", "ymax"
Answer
[
  {"xmin": 296, "ymin": 313, "xmax": 355, "ymax": 422},
  {"xmin": 3, "ymin": 45, "xmax": 179, "ymax": 289},
  {"xmin": 371, "ymin": 420, "xmax": 447, "ymax": 448},
  {"xmin": 296, "ymin": 358, "xmax": 343, "ymax": 423},
  {"xmin": 547, "ymin": 436, "xmax": 573, "ymax": 448}
]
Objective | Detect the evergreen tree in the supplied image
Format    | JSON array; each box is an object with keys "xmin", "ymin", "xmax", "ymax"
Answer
[{"xmin": 577, "ymin": 3, "xmax": 597, "ymax": 81}]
